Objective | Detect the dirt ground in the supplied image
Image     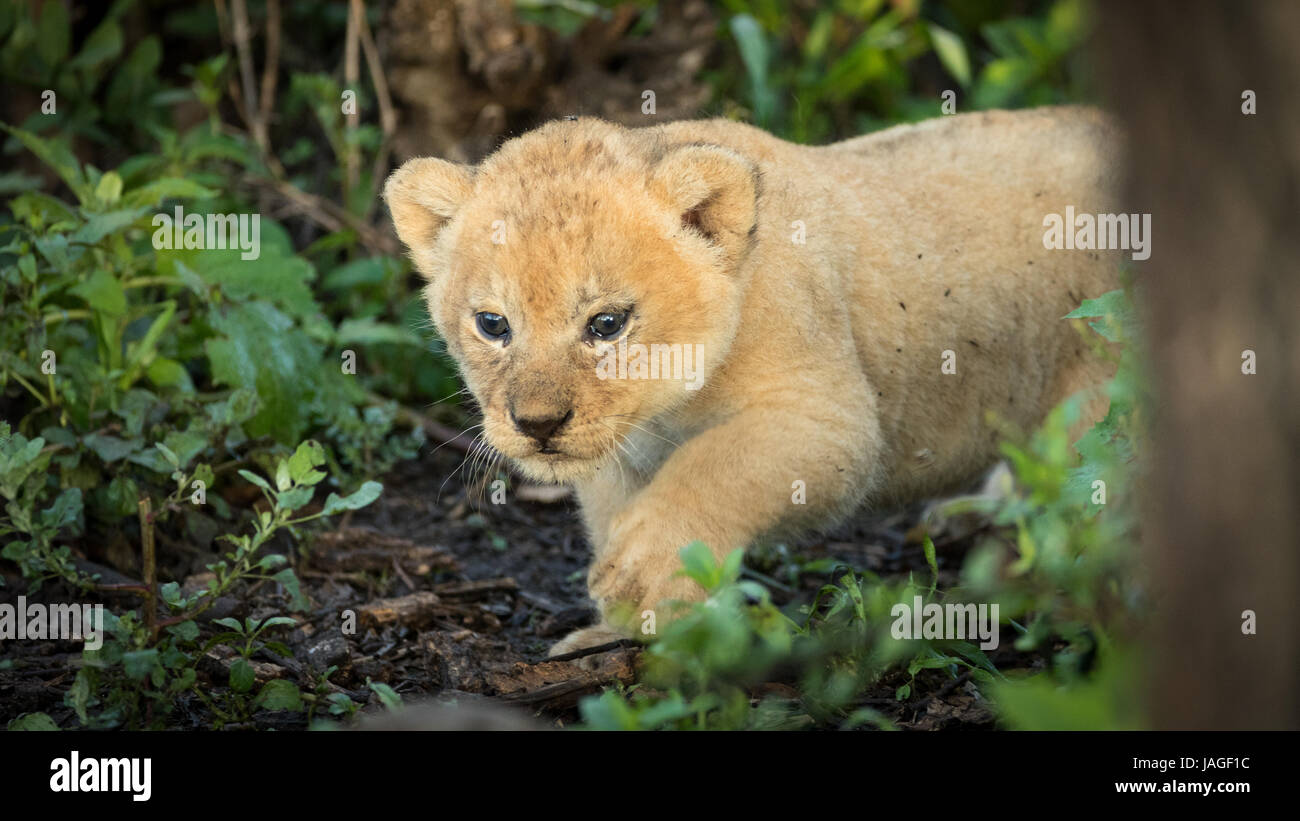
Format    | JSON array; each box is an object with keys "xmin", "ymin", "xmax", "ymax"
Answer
[{"xmin": 1, "ymin": 441, "xmax": 1032, "ymax": 730}]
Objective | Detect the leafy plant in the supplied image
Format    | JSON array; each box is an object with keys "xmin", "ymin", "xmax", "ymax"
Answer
[
  {"xmin": 711, "ymin": 0, "xmax": 1093, "ymax": 142},
  {"xmin": 68, "ymin": 441, "xmax": 381, "ymax": 729}
]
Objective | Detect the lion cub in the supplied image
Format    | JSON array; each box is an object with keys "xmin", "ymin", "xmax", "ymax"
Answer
[{"xmin": 385, "ymin": 107, "xmax": 1123, "ymax": 655}]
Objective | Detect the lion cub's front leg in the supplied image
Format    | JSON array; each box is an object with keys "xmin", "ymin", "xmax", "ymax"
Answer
[{"xmin": 550, "ymin": 401, "xmax": 878, "ymax": 656}]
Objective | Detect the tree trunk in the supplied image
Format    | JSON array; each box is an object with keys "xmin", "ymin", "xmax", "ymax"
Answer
[{"xmin": 1095, "ymin": 0, "xmax": 1300, "ymax": 729}]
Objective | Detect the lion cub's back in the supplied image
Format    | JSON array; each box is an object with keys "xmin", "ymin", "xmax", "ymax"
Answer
[{"xmin": 832, "ymin": 107, "xmax": 1125, "ymax": 498}]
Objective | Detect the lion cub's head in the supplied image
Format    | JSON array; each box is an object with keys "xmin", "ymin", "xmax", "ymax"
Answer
[{"xmin": 384, "ymin": 118, "xmax": 759, "ymax": 483}]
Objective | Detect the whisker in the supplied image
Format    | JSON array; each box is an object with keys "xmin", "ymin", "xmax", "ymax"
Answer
[{"xmin": 601, "ymin": 413, "xmax": 681, "ymax": 448}]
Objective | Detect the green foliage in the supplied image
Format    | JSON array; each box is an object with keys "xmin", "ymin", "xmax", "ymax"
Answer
[
  {"xmin": 69, "ymin": 442, "xmax": 381, "ymax": 729},
  {"xmin": 711, "ymin": 0, "xmax": 1093, "ymax": 142},
  {"xmin": 581, "ymin": 542, "xmax": 1002, "ymax": 730},
  {"xmin": 0, "ymin": 0, "xmax": 454, "ymax": 731}
]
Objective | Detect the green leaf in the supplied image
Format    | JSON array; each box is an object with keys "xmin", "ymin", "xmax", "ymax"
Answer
[
  {"xmin": 0, "ymin": 125, "xmax": 86, "ymax": 196},
  {"xmin": 320, "ymin": 481, "xmax": 382, "ymax": 515},
  {"xmin": 94, "ymin": 171, "xmax": 124, "ymax": 205},
  {"xmin": 273, "ymin": 568, "xmax": 310, "ymax": 612},
  {"xmin": 275, "ymin": 459, "xmax": 292, "ymax": 491},
  {"xmin": 256, "ymin": 554, "xmax": 288, "ymax": 571},
  {"xmin": 155, "ymin": 442, "xmax": 180, "ymax": 469},
  {"xmin": 166, "ymin": 620, "xmax": 199, "ymax": 642},
  {"xmin": 1063, "ymin": 288, "xmax": 1134, "ymax": 342},
  {"xmin": 237, "ymin": 469, "xmax": 273, "ymax": 494},
  {"xmin": 276, "ymin": 486, "xmax": 314, "ymax": 513},
  {"xmin": 922, "ymin": 536, "xmax": 939, "ymax": 593},
  {"xmin": 205, "ymin": 302, "xmax": 324, "ymax": 444},
  {"xmin": 366, "ymin": 679, "xmax": 402, "ymax": 711},
  {"xmin": 336, "ymin": 318, "xmax": 422, "ymax": 347},
  {"xmin": 120, "ymin": 299, "xmax": 178, "ymax": 390},
  {"xmin": 229, "ymin": 658, "xmax": 255, "ymax": 693},
  {"xmin": 68, "ymin": 19, "xmax": 123, "ymax": 71},
  {"xmin": 720, "ymin": 548, "xmax": 744, "ymax": 587},
  {"xmin": 163, "ymin": 220, "xmax": 320, "ymax": 318},
  {"xmin": 70, "ymin": 270, "xmax": 126, "ymax": 316},
  {"xmin": 677, "ymin": 541, "xmax": 720, "ymax": 591},
  {"xmin": 82, "ymin": 433, "xmax": 141, "ymax": 463},
  {"xmin": 123, "ymin": 177, "xmax": 217, "ymax": 208},
  {"xmin": 287, "ymin": 440, "xmax": 327, "ymax": 486},
  {"xmin": 326, "ymin": 692, "xmax": 357, "ymax": 715},
  {"xmin": 8, "ymin": 712, "xmax": 60, "ymax": 731},
  {"xmin": 212, "ymin": 617, "xmax": 245, "ymax": 634},
  {"xmin": 159, "ymin": 581, "xmax": 183, "ymax": 607},
  {"xmin": 928, "ymin": 23, "xmax": 971, "ymax": 87},
  {"xmin": 122, "ymin": 649, "xmax": 159, "ymax": 682},
  {"xmin": 163, "ymin": 430, "xmax": 208, "ymax": 469},
  {"xmin": 729, "ymin": 14, "xmax": 774, "ymax": 126},
  {"xmin": 254, "ymin": 679, "xmax": 303, "ymax": 712},
  {"xmin": 39, "ymin": 488, "xmax": 82, "ymax": 532},
  {"xmin": 146, "ymin": 357, "xmax": 196, "ymax": 392},
  {"xmin": 36, "ymin": 0, "xmax": 71, "ymax": 67},
  {"xmin": 321, "ymin": 256, "xmax": 397, "ymax": 290}
]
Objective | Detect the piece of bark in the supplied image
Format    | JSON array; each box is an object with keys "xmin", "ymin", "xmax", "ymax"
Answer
[
  {"xmin": 357, "ymin": 591, "xmax": 445, "ymax": 630},
  {"xmin": 201, "ymin": 646, "xmax": 286, "ymax": 686},
  {"xmin": 490, "ymin": 649, "xmax": 638, "ymax": 711}
]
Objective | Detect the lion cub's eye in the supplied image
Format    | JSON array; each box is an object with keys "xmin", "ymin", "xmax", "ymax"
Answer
[
  {"xmin": 476, "ymin": 311, "xmax": 510, "ymax": 340},
  {"xmin": 587, "ymin": 311, "xmax": 628, "ymax": 340}
]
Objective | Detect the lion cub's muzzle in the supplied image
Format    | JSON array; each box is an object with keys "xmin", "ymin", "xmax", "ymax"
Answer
[{"xmin": 509, "ymin": 405, "xmax": 573, "ymax": 452}]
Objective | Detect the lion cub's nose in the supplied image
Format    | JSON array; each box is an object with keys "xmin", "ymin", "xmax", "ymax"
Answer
[{"xmin": 510, "ymin": 408, "xmax": 573, "ymax": 444}]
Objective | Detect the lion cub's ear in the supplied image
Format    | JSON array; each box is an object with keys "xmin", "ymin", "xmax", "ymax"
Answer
[
  {"xmin": 383, "ymin": 158, "xmax": 475, "ymax": 275},
  {"xmin": 650, "ymin": 144, "xmax": 758, "ymax": 267}
]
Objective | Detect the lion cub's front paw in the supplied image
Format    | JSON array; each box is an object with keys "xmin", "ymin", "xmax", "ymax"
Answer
[{"xmin": 548, "ymin": 624, "xmax": 628, "ymax": 661}]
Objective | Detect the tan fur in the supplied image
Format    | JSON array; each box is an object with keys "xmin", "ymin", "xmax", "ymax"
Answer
[{"xmin": 384, "ymin": 107, "xmax": 1123, "ymax": 654}]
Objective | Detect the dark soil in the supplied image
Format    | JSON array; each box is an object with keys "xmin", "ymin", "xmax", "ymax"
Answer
[{"xmin": 0, "ymin": 441, "xmax": 1034, "ymax": 730}]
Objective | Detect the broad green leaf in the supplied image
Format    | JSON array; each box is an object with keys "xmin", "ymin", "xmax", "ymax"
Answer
[
  {"xmin": 928, "ymin": 23, "xmax": 971, "ymax": 87},
  {"xmin": 69, "ymin": 270, "xmax": 126, "ymax": 316},
  {"xmin": 254, "ymin": 679, "xmax": 303, "ymax": 712},
  {"xmin": 205, "ymin": 302, "xmax": 324, "ymax": 444},
  {"xmin": 8, "ymin": 712, "xmax": 60, "ymax": 731},
  {"xmin": 320, "ymin": 481, "xmax": 382, "ymax": 515},
  {"xmin": 94, "ymin": 171, "xmax": 123, "ymax": 205},
  {"xmin": 72, "ymin": 207, "xmax": 146, "ymax": 245},
  {"xmin": 122, "ymin": 649, "xmax": 159, "ymax": 682},
  {"xmin": 367, "ymin": 679, "xmax": 402, "ymax": 711},
  {"xmin": 212, "ymin": 617, "xmax": 244, "ymax": 634},
  {"xmin": 287, "ymin": 440, "xmax": 326, "ymax": 485},
  {"xmin": 229, "ymin": 658, "xmax": 255, "ymax": 693},
  {"xmin": 82, "ymin": 433, "xmax": 141, "ymax": 463},
  {"xmin": 677, "ymin": 541, "xmax": 719, "ymax": 590},
  {"xmin": 275, "ymin": 485, "xmax": 313, "ymax": 512},
  {"xmin": 0, "ymin": 125, "xmax": 86, "ymax": 197}
]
